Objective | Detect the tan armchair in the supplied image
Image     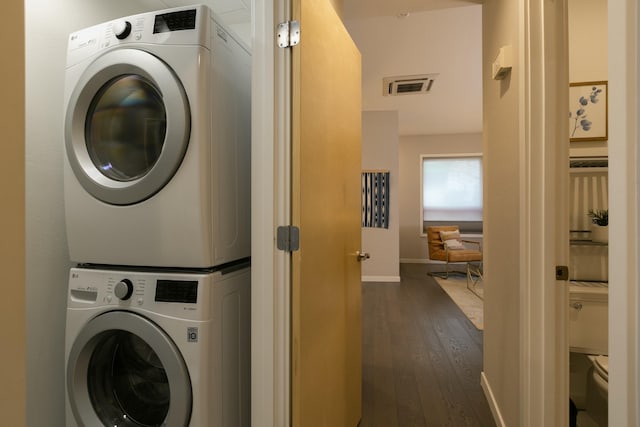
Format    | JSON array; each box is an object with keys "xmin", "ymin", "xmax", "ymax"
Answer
[{"xmin": 426, "ymin": 226, "xmax": 483, "ymax": 295}]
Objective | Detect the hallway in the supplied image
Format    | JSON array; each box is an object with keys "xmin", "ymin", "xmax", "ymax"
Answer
[{"xmin": 361, "ymin": 263, "xmax": 495, "ymax": 427}]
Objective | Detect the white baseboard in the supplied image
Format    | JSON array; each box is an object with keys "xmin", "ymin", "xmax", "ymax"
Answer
[
  {"xmin": 361, "ymin": 275, "xmax": 401, "ymax": 283},
  {"xmin": 481, "ymin": 372, "xmax": 506, "ymax": 427}
]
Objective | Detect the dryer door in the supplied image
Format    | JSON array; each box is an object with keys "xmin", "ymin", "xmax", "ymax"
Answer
[
  {"xmin": 65, "ymin": 48, "xmax": 190, "ymax": 205},
  {"xmin": 67, "ymin": 311, "xmax": 192, "ymax": 427}
]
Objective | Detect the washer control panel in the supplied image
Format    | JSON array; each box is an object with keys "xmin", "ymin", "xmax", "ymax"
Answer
[
  {"xmin": 105, "ymin": 276, "xmax": 148, "ymax": 306},
  {"xmin": 114, "ymin": 279, "xmax": 134, "ymax": 300},
  {"xmin": 67, "ymin": 267, "xmax": 213, "ymax": 320}
]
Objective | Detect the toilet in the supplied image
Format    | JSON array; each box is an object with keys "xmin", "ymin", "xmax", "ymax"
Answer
[
  {"xmin": 569, "ymin": 283, "xmax": 608, "ymax": 426},
  {"xmin": 575, "ymin": 355, "xmax": 608, "ymax": 427}
]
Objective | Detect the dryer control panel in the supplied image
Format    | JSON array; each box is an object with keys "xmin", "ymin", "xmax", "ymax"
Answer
[
  {"xmin": 66, "ymin": 5, "xmax": 210, "ymax": 68},
  {"xmin": 153, "ymin": 9, "xmax": 197, "ymax": 33}
]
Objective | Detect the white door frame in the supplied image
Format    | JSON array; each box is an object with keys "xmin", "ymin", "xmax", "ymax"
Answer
[
  {"xmin": 518, "ymin": 1, "xmax": 569, "ymax": 425},
  {"xmin": 251, "ymin": 1, "xmax": 291, "ymax": 426},
  {"xmin": 608, "ymin": 1, "xmax": 639, "ymax": 425}
]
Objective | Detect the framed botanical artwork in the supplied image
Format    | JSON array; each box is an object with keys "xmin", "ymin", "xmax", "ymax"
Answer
[{"xmin": 569, "ymin": 81, "xmax": 608, "ymax": 142}]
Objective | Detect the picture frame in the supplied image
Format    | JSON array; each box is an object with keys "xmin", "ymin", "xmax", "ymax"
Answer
[
  {"xmin": 361, "ymin": 170, "xmax": 390, "ymax": 229},
  {"xmin": 569, "ymin": 81, "xmax": 608, "ymax": 142}
]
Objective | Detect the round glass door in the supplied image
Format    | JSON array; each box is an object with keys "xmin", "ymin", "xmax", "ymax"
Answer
[
  {"xmin": 65, "ymin": 48, "xmax": 191, "ymax": 205},
  {"xmin": 86, "ymin": 74, "xmax": 167, "ymax": 182},
  {"xmin": 67, "ymin": 311, "xmax": 192, "ymax": 426},
  {"xmin": 88, "ymin": 331, "xmax": 170, "ymax": 426}
]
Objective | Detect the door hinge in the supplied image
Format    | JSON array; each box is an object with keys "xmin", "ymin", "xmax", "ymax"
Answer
[
  {"xmin": 277, "ymin": 21, "xmax": 300, "ymax": 48},
  {"xmin": 556, "ymin": 265, "xmax": 569, "ymax": 281},
  {"xmin": 277, "ymin": 226, "xmax": 300, "ymax": 252}
]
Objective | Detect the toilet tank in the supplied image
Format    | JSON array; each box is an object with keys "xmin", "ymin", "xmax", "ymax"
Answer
[{"xmin": 569, "ymin": 284, "xmax": 608, "ymax": 355}]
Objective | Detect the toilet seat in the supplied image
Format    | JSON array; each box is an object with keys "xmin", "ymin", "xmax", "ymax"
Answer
[
  {"xmin": 593, "ymin": 355, "xmax": 608, "ymax": 382},
  {"xmin": 576, "ymin": 412, "xmax": 600, "ymax": 427},
  {"xmin": 577, "ymin": 354, "xmax": 609, "ymax": 426}
]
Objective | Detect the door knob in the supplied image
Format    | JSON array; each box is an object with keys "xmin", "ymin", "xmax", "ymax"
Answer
[{"xmin": 356, "ymin": 251, "xmax": 370, "ymax": 262}]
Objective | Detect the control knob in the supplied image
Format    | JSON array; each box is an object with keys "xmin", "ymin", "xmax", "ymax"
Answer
[
  {"xmin": 114, "ymin": 279, "xmax": 134, "ymax": 301},
  {"xmin": 113, "ymin": 20, "xmax": 132, "ymax": 40}
]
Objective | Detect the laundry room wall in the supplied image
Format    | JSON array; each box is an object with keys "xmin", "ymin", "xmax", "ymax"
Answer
[
  {"xmin": 1, "ymin": 1, "xmax": 25, "ymax": 424},
  {"xmin": 25, "ymin": 1, "xmax": 168, "ymax": 425}
]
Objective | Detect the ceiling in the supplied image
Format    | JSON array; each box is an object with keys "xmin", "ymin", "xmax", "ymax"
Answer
[
  {"xmin": 212, "ymin": 0, "xmax": 483, "ymax": 136},
  {"xmin": 342, "ymin": 0, "xmax": 482, "ymax": 19},
  {"xmin": 343, "ymin": 1, "xmax": 483, "ymax": 136}
]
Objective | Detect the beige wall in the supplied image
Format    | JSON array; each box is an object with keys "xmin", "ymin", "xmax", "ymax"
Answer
[
  {"xmin": 361, "ymin": 111, "xmax": 400, "ymax": 281},
  {"xmin": 482, "ymin": 0, "xmax": 522, "ymax": 425},
  {"xmin": 399, "ymin": 133, "xmax": 482, "ymax": 261},
  {"xmin": 569, "ymin": 0, "xmax": 607, "ymax": 81},
  {"xmin": 568, "ymin": 0, "xmax": 608, "ymax": 158},
  {"xmin": 1, "ymin": 1, "xmax": 25, "ymax": 425},
  {"xmin": 25, "ymin": 1, "xmax": 166, "ymax": 424}
]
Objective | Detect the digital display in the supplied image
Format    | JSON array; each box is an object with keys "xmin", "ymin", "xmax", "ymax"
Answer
[
  {"xmin": 153, "ymin": 9, "xmax": 197, "ymax": 34},
  {"xmin": 155, "ymin": 280, "xmax": 198, "ymax": 303}
]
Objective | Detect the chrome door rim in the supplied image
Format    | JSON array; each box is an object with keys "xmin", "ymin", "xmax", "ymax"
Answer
[
  {"xmin": 66, "ymin": 311, "xmax": 192, "ymax": 426},
  {"xmin": 65, "ymin": 48, "xmax": 190, "ymax": 205}
]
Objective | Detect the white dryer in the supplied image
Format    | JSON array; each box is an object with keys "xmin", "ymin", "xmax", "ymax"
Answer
[
  {"xmin": 65, "ymin": 266, "xmax": 251, "ymax": 427},
  {"xmin": 63, "ymin": 5, "xmax": 251, "ymax": 268}
]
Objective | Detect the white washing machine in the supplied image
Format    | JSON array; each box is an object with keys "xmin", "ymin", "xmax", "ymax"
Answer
[
  {"xmin": 65, "ymin": 265, "xmax": 251, "ymax": 426},
  {"xmin": 63, "ymin": 5, "xmax": 251, "ymax": 268}
]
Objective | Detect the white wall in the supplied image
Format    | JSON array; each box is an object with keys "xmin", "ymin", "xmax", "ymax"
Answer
[
  {"xmin": 361, "ymin": 111, "xmax": 400, "ymax": 282},
  {"xmin": 25, "ymin": 1, "xmax": 170, "ymax": 425},
  {"xmin": 481, "ymin": 0, "xmax": 522, "ymax": 425},
  {"xmin": 568, "ymin": 0, "xmax": 608, "ymax": 158},
  {"xmin": 398, "ymin": 133, "xmax": 483, "ymax": 262},
  {"xmin": 607, "ymin": 0, "xmax": 639, "ymax": 424}
]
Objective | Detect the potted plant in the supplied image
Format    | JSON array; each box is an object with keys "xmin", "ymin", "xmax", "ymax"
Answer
[{"xmin": 588, "ymin": 209, "xmax": 608, "ymax": 243}]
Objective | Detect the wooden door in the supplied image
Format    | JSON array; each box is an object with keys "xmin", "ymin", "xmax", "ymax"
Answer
[{"xmin": 290, "ymin": 1, "xmax": 362, "ymax": 426}]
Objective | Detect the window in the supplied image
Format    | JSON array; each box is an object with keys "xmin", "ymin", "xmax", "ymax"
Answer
[{"xmin": 422, "ymin": 155, "xmax": 483, "ymax": 233}]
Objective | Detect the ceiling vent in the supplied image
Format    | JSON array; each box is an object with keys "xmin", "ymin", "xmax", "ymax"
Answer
[{"xmin": 383, "ymin": 74, "xmax": 438, "ymax": 96}]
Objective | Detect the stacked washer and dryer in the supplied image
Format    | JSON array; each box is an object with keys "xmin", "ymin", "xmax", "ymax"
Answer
[{"xmin": 62, "ymin": 5, "xmax": 251, "ymax": 427}]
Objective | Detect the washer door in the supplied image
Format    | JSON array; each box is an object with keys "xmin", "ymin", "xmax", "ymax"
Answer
[
  {"xmin": 67, "ymin": 311, "xmax": 192, "ymax": 427},
  {"xmin": 65, "ymin": 48, "xmax": 190, "ymax": 205}
]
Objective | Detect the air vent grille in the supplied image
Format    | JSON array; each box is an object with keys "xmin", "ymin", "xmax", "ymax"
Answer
[
  {"xmin": 569, "ymin": 157, "xmax": 608, "ymax": 168},
  {"xmin": 383, "ymin": 74, "xmax": 438, "ymax": 96}
]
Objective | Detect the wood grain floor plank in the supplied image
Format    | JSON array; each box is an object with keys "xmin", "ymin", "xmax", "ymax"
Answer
[
  {"xmin": 362, "ymin": 283, "xmax": 399, "ymax": 427},
  {"xmin": 361, "ymin": 263, "xmax": 496, "ymax": 427}
]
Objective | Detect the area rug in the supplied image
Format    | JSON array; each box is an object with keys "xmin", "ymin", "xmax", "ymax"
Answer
[{"xmin": 433, "ymin": 275, "xmax": 484, "ymax": 330}]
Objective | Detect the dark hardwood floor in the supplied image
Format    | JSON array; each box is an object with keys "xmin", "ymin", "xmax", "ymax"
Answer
[{"xmin": 361, "ymin": 263, "xmax": 496, "ymax": 427}]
